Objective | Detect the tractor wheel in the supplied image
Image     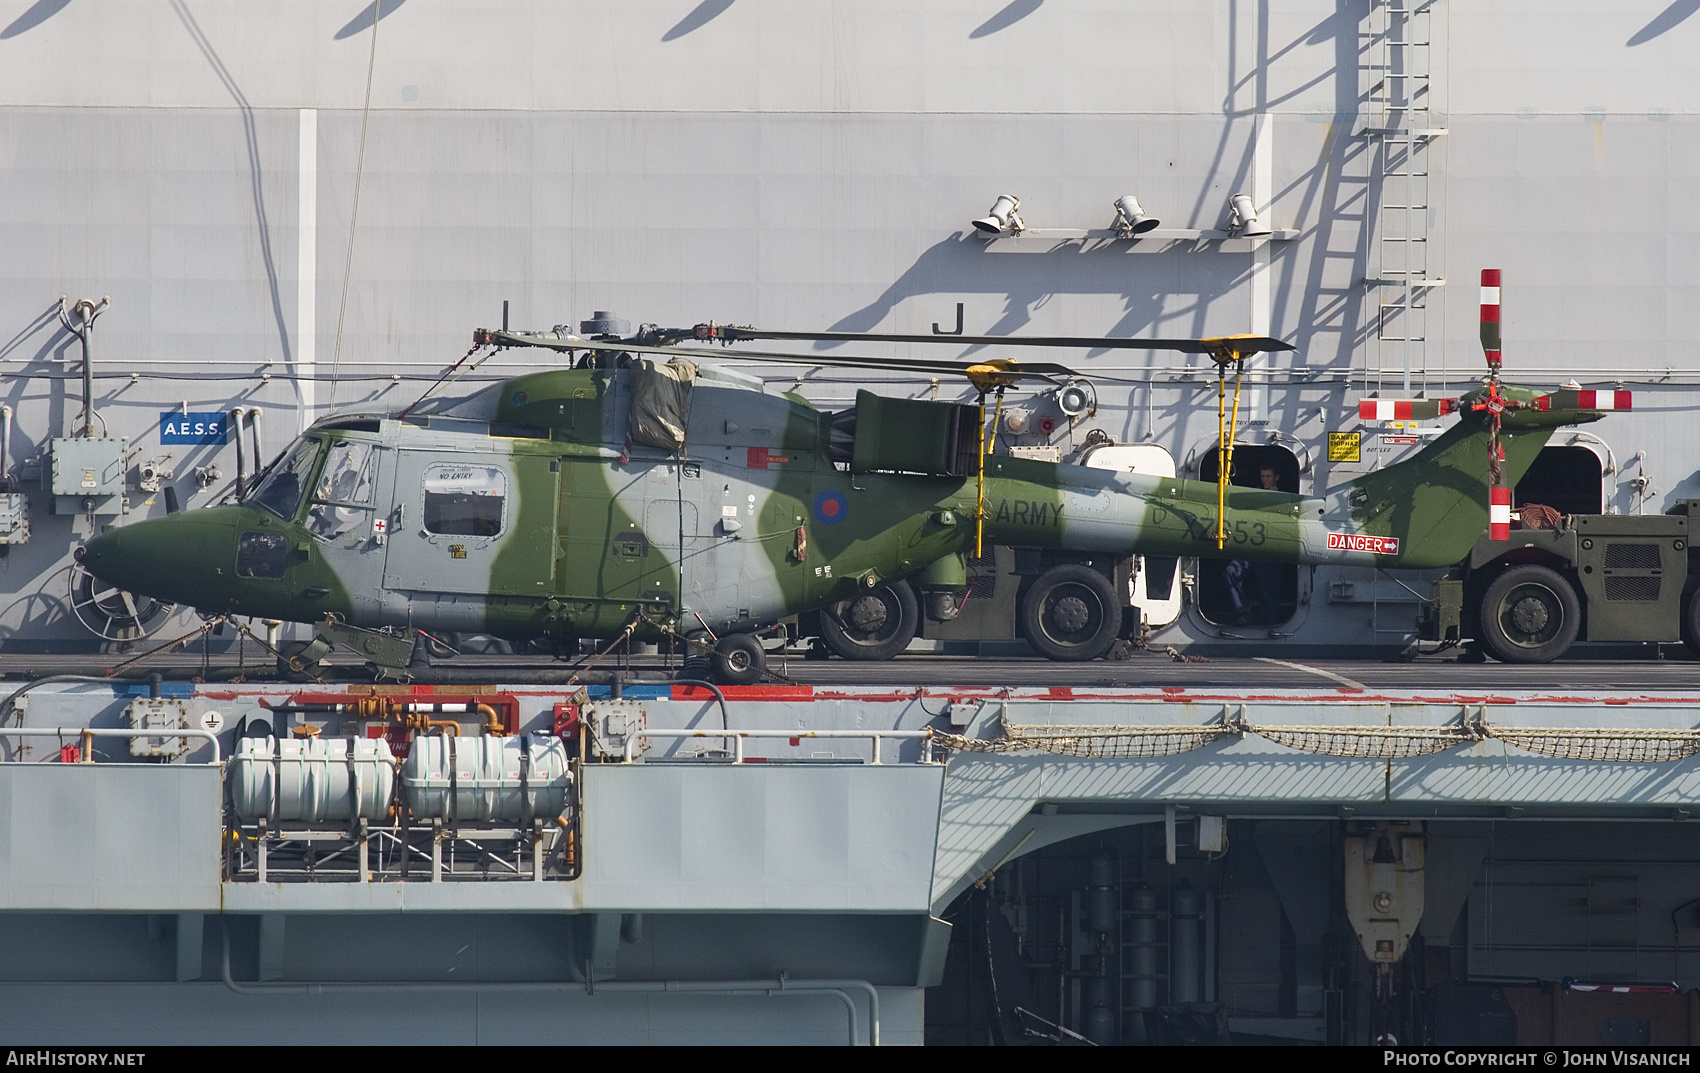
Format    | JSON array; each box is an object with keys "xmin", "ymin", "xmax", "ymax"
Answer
[
  {"xmin": 817, "ymin": 579, "xmax": 919, "ymax": 661},
  {"xmin": 1682, "ymin": 589, "xmax": 1700, "ymax": 660},
  {"xmin": 712, "ymin": 633, "xmax": 765, "ymax": 686},
  {"xmin": 1477, "ymin": 564, "xmax": 1581, "ymax": 664},
  {"xmin": 1019, "ymin": 564, "xmax": 1121, "ymax": 662}
]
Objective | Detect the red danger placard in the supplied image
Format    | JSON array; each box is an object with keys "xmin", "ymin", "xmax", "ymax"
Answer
[{"xmin": 1327, "ymin": 532, "xmax": 1400, "ymax": 555}]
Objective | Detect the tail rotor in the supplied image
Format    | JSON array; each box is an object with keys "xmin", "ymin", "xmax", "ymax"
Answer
[{"xmin": 1357, "ymin": 268, "xmax": 1633, "ymax": 544}]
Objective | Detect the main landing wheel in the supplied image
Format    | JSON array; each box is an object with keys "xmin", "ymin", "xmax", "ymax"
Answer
[
  {"xmin": 1020, "ymin": 564, "xmax": 1122, "ymax": 662},
  {"xmin": 712, "ymin": 633, "xmax": 765, "ymax": 686},
  {"xmin": 1477, "ymin": 564, "xmax": 1581, "ymax": 664},
  {"xmin": 818, "ymin": 579, "xmax": 919, "ymax": 661}
]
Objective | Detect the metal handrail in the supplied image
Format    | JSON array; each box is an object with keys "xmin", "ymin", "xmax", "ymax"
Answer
[
  {"xmin": 0, "ymin": 726, "xmax": 222, "ymax": 763},
  {"xmin": 624, "ymin": 728, "xmax": 933, "ymax": 765}
]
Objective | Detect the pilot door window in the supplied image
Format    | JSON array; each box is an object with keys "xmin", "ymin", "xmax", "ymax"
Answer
[
  {"xmin": 421, "ymin": 464, "xmax": 506, "ymax": 537},
  {"xmin": 1196, "ymin": 445, "xmax": 1300, "ymax": 627},
  {"xmin": 307, "ymin": 440, "xmax": 379, "ymax": 539}
]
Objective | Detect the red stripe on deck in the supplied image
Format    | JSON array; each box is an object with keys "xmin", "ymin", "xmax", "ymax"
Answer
[{"xmin": 673, "ymin": 684, "xmax": 816, "ymax": 701}]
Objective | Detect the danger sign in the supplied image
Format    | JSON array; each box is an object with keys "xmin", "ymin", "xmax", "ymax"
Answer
[
  {"xmin": 1327, "ymin": 431, "xmax": 1361, "ymax": 463},
  {"xmin": 1327, "ymin": 532, "xmax": 1400, "ymax": 555}
]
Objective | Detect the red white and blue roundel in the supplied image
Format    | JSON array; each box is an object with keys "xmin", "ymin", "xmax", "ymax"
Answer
[{"xmin": 813, "ymin": 490, "xmax": 849, "ymax": 526}]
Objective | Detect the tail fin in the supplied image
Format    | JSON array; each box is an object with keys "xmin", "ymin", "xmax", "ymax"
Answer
[{"xmin": 1332, "ymin": 392, "xmax": 1605, "ymax": 569}]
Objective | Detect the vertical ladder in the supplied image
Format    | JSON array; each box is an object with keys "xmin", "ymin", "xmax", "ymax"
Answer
[
  {"xmin": 1362, "ymin": 0, "xmax": 1447, "ymax": 397},
  {"xmin": 1360, "ymin": 1, "xmax": 1449, "ymax": 638}
]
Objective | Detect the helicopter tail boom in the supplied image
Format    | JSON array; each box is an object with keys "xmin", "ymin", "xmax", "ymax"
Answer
[{"xmin": 973, "ymin": 388, "xmax": 1611, "ymax": 573}]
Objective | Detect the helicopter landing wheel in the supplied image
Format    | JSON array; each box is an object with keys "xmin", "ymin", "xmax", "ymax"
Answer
[
  {"xmin": 817, "ymin": 579, "xmax": 919, "ymax": 661},
  {"xmin": 1019, "ymin": 564, "xmax": 1121, "ymax": 662},
  {"xmin": 277, "ymin": 640, "xmax": 322, "ymax": 683},
  {"xmin": 712, "ymin": 633, "xmax": 765, "ymax": 686},
  {"xmin": 1477, "ymin": 564, "xmax": 1580, "ymax": 664}
]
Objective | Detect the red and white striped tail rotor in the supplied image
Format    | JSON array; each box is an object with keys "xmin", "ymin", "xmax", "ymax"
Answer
[
  {"xmin": 1358, "ymin": 398, "xmax": 1455, "ymax": 421},
  {"xmin": 1533, "ymin": 389, "xmax": 1633, "ymax": 412}
]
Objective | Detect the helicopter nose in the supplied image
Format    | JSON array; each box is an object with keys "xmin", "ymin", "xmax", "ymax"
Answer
[
  {"xmin": 81, "ymin": 514, "xmax": 227, "ymax": 607},
  {"xmin": 80, "ymin": 526, "xmax": 139, "ymax": 591}
]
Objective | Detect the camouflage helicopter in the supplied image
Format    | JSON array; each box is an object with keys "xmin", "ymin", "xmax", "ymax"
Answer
[{"xmin": 79, "ymin": 273, "xmax": 1626, "ymax": 683}]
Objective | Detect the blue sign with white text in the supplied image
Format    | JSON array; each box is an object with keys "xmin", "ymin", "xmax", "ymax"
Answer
[{"xmin": 160, "ymin": 412, "xmax": 229, "ymax": 445}]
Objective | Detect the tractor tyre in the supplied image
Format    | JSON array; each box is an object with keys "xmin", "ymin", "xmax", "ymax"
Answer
[
  {"xmin": 1019, "ymin": 564, "xmax": 1121, "ymax": 662},
  {"xmin": 1477, "ymin": 564, "xmax": 1581, "ymax": 664},
  {"xmin": 1683, "ymin": 588, "xmax": 1700, "ymax": 660}
]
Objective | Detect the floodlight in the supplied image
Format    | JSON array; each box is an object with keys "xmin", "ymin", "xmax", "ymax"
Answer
[
  {"xmin": 1057, "ymin": 381, "xmax": 1092, "ymax": 417},
  {"xmin": 972, "ymin": 194, "xmax": 1024, "ymax": 235},
  {"xmin": 1228, "ymin": 193, "xmax": 1273, "ymax": 237},
  {"xmin": 1111, "ymin": 195, "xmax": 1159, "ymax": 236}
]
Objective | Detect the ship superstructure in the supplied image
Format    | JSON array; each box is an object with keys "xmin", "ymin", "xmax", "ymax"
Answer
[{"xmin": 5, "ymin": 0, "xmax": 1700, "ymax": 1046}]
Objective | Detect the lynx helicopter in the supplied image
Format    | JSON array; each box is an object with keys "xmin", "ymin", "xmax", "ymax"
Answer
[{"xmin": 77, "ymin": 277, "xmax": 1625, "ymax": 683}]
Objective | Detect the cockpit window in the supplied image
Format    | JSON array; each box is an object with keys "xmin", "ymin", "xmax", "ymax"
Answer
[
  {"xmin": 422, "ymin": 464, "xmax": 505, "ymax": 537},
  {"xmin": 313, "ymin": 441, "xmax": 377, "ymax": 506},
  {"xmin": 250, "ymin": 438, "xmax": 323, "ymax": 521},
  {"xmin": 307, "ymin": 440, "xmax": 379, "ymax": 538}
]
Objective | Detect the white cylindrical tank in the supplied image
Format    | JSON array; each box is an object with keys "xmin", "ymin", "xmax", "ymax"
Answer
[
  {"xmin": 231, "ymin": 736, "xmax": 396, "ymax": 822},
  {"xmin": 401, "ymin": 734, "xmax": 571, "ymax": 823}
]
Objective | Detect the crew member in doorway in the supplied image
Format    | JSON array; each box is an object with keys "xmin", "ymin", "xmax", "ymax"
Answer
[{"xmin": 1225, "ymin": 465, "xmax": 1285, "ymax": 625}]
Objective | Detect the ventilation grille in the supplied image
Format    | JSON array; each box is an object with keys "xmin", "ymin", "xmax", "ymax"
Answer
[
  {"xmin": 1604, "ymin": 543, "xmax": 1662, "ymax": 569},
  {"xmin": 1605, "ymin": 575, "xmax": 1661, "ymax": 602}
]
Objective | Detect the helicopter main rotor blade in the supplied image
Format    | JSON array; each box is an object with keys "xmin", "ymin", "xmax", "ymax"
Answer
[
  {"xmin": 709, "ymin": 326, "xmax": 1297, "ymax": 356},
  {"xmin": 476, "ymin": 330, "xmax": 1075, "ymax": 383}
]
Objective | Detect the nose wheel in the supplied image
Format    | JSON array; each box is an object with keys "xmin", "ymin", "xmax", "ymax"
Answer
[
  {"xmin": 68, "ymin": 563, "xmax": 174, "ymax": 643},
  {"xmin": 711, "ymin": 633, "xmax": 766, "ymax": 686}
]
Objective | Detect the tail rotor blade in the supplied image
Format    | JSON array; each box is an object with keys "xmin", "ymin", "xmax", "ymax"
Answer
[
  {"xmin": 1480, "ymin": 268, "xmax": 1502, "ymax": 372},
  {"xmin": 1533, "ymin": 389, "xmax": 1633, "ymax": 412},
  {"xmin": 1358, "ymin": 398, "xmax": 1455, "ymax": 421}
]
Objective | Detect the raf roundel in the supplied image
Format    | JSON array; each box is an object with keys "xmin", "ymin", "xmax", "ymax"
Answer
[{"xmin": 813, "ymin": 490, "xmax": 849, "ymax": 526}]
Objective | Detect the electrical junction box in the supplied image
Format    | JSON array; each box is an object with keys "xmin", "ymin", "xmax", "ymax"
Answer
[
  {"xmin": 126, "ymin": 697, "xmax": 192, "ymax": 758},
  {"xmin": 46, "ymin": 437, "xmax": 125, "ymax": 516},
  {"xmin": 0, "ymin": 493, "xmax": 30, "ymax": 544},
  {"xmin": 586, "ymin": 699, "xmax": 647, "ymax": 760}
]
